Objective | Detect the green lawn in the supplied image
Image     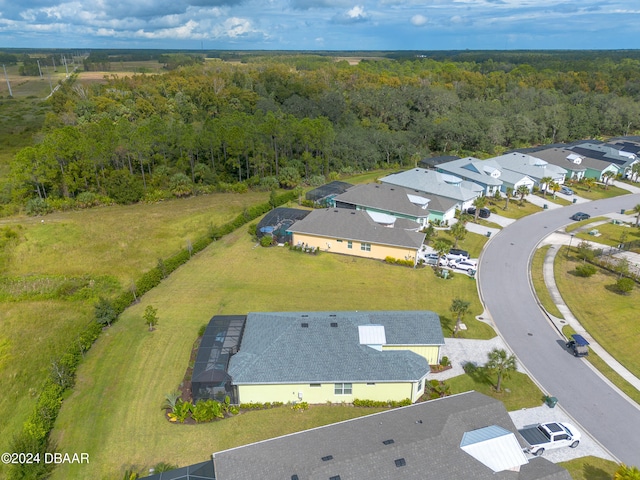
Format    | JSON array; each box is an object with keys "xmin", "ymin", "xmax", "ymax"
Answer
[
  {"xmin": 569, "ymin": 183, "xmax": 630, "ymax": 201},
  {"xmin": 50, "ymin": 225, "xmax": 492, "ymax": 479},
  {"xmin": 574, "ymin": 221, "xmax": 640, "ymax": 248},
  {"xmin": 530, "ymin": 245, "xmax": 564, "ymax": 318},
  {"xmin": 488, "ymin": 198, "xmax": 543, "ymax": 220},
  {"xmin": 555, "ymin": 250, "xmax": 640, "ymax": 379},
  {"xmin": 559, "ymin": 456, "xmax": 619, "ymax": 480}
]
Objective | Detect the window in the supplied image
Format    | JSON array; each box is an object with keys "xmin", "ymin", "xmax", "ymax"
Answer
[
  {"xmin": 347, "ymin": 241, "xmax": 352, "ymax": 249},
  {"xmin": 336, "ymin": 239, "xmax": 343, "ymax": 243},
  {"xmin": 360, "ymin": 242, "xmax": 371, "ymax": 251},
  {"xmin": 310, "ymin": 383, "xmax": 321, "ymax": 388},
  {"xmin": 334, "ymin": 383, "xmax": 352, "ymax": 395},
  {"xmin": 417, "ymin": 380, "xmax": 423, "ymax": 392},
  {"xmin": 366, "ymin": 382, "xmax": 375, "ymax": 386}
]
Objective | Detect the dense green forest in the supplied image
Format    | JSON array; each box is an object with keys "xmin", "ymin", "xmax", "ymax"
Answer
[{"xmin": 5, "ymin": 51, "xmax": 640, "ymax": 215}]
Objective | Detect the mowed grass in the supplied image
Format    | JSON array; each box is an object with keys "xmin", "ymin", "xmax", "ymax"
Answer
[
  {"xmin": 574, "ymin": 221, "xmax": 640, "ymax": 248},
  {"xmin": 559, "ymin": 456, "xmax": 619, "ymax": 480},
  {"xmin": 530, "ymin": 245, "xmax": 564, "ymax": 318},
  {"xmin": 555, "ymin": 250, "xmax": 640, "ymax": 378},
  {"xmin": 51, "ymin": 227, "xmax": 492, "ymax": 479},
  {"xmin": 3, "ymin": 192, "xmax": 269, "ymax": 283}
]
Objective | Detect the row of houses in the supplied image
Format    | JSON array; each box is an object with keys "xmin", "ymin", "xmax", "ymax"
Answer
[{"xmin": 274, "ymin": 136, "xmax": 640, "ymax": 266}]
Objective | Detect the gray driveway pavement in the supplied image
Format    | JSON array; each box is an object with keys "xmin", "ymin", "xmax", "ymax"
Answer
[{"xmin": 478, "ymin": 194, "xmax": 640, "ymax": 465}]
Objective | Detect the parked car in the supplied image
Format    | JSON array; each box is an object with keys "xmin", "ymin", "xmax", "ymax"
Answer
[
  {"xmin": 560, "ymin": 186, "xmax": 574, "ymax": 195},
  {"xmin": 448, "ymin": 248, "xmax": 470, "ymax": 259},
  {"xmin": 571, "ymin": 212, "xmax": 590, "ymax": 221},
  {"xmin": 566, "ymin": 334, "xmax": 589, "ymax": 357},
  {"xmin": 454, "ymin": 260, "xmax": 478, "ymax": 272},
  {"xmin": 467, "ymin": 207, "xmax": 491, "ymax": 218},
  {"xmin": 518, "ymin": 422, "xmax": 581, "ymax": 457}
]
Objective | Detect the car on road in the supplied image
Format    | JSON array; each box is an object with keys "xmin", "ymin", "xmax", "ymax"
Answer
[
  {"xmin": 518, "ymin": 422, "xmax": 581, "ymax": 457},
  {"xmin": 570, "ymin": 212, "xmax": 590, "ymax": 221},
  {"xmin": 467, "ymin": 207, "xmax": 491, "ymax": 218},
  {"xmin": 560, "ymin": 186, "xmax": 574, "ymax": 195},
  {"xmin": 566, "ymin": 334, "xmax": 589, "ymax": 357}
]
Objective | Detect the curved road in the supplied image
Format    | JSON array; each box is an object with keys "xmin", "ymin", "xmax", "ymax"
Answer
[{"xmin": 478, "ymin": 194, "xmax": 640, "ymax": 465}]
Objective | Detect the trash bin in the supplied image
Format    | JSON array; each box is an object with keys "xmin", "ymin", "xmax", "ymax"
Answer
[
  {"xmin": 543, "ymin": 204, "xmax": 548, "ymax": 209},
  {"xmin": 486, "ymin": 231, "xmax": 491, "ymax": 238},
  {"xmin": 545, "ymin": 396, "xmax": 558, "ymax": 408},
  {"xmin": 621, "ymin": 209, "xmax": 626, "ymax": 214},
  {"xmin": 573, "ymin": 198, "xmax": 577, "ymax": 204}
]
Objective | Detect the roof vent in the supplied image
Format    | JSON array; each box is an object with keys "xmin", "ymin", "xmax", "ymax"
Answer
[
  {"xmin": 292, "ymin": 476, "xmax": 299, "ymax": 480},
  {"xmin": 382, "ymin": 439, "xmax": 395, "ymax": 445},
  {"xmin": 329, "ymin": 314, "xmax": 337, "ymax": 317},
  {"xmin": 330, "ymin": 322, "xmax": 338, "ymax": 327},
  {"xmin": 321, "ymin": 455, "xmax": 334, "ymax": 462},
  {"xmin": 301, "ymin": 323, "xmax": 309, "ymax": 328},
  {"xmin": 395, "ymin": 458, "xmax": 406, "ymax": 467}
]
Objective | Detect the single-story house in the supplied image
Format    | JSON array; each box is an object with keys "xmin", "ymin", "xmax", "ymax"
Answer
[
  {"xmin": 567, "ymin": 141, "xmax": 636, "ymax": 180},
  {"xmin": 331, "ymin": 183, "xmax": 458, "ymax": 227},
  {"xmin": 489, "ymin": 152, "xmax": 567, "ymax": 188},
  {"xmin": 523, "ymin": 147, "xmax": 617, "ymax": 181},
  {"xmin": 287, "ymin": 208, "xmax": 426, "ymax": 264},
  {"xmin": 227, "ymin": 311, "xmax": 444, "ymax": 405},
  {"xmin": 140, "ymin": 391, "xmax": 572, "ymax": 479},
  {"xmin": 436, "ymin": 156, "xmax": 504, "ymax": 197},
  {"xmin": 379, "ymin": 168, "xmax": 483, "ymax": 211}
]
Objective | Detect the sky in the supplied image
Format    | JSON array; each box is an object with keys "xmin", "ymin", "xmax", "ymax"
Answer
[{"xmin": 1, "ymin": 0, "xmax": 640, "ymax": 51}]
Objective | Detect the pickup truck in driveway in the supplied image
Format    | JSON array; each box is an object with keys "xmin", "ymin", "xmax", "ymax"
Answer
[{"xmin": 518, "ymin": 422, "xmax": 581, "ymax": 456}]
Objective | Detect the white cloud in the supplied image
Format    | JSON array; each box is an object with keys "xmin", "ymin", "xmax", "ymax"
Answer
[{"xmin": 410, "ymin": 14, "xmax": 427, "ymax": 26}]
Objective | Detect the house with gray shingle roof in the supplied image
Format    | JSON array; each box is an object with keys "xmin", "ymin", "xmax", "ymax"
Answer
[
  {"xmin": 436, "ymin": 157, "xmax": 535, "ymax": 195},
  {"xmin": 566, "ymin": 141, "xmax": 636, "ymax": 180},
  {"xmin": 209, "ymin": 391, "xmax": 571, "ymax": 480},
  {"xmin": 227, "ymin": 311, "xmax": 443, "ymax": 405},
  {"xmin": 521, "ymin": 147, "xmax": 609, "ymax": 181},
  {"xmin": 287, "ymin": 208, "xmax": 426, "ymax": 265},
  {"xmin": 379, "ymin": 168, "xmax": 483, "ymax": 211},
  {"xmin": 332, "ymin": 183, "xmax": 458, "ymax": 226}
]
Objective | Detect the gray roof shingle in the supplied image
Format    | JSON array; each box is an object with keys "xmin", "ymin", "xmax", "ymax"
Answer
[
  {"xmin": 212, "ymin": 391, "xmax": 572, "ymax": 480},
  {"xmin": 228, "ymin": 311, "xmax": 443, "ymax": 384},
  {"xmin": 287, "ymin": 208, "xmax": 426, "ymax": 249}
]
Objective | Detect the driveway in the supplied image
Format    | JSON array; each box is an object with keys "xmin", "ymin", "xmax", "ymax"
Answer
[{"xmin": 478, "ymin": 194, "xmax": 640, "ymax": 465}]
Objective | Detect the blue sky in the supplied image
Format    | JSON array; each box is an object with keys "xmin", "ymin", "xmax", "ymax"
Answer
[{"xmin": 1, "ymin": 0, "xmax": 639, "ymax": 51}]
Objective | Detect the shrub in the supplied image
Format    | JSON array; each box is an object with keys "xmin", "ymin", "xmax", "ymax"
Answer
[
  {"xmin": 25, "ymin": 197, "xmax": 51, "ymax": 216},
  {"xmin": 439, "ymin": 356, "xmax": 451, "ymax": 367},
  {"xmin": 260, "ymin": 235, "xmax": 273, "ymax": 247},
  {"xmin": 575, "ymin": 263, "xmax": 597, "ymax": 277},
  {"xmin": 615, "ymin": 277, "xmax": 635, "ymax": 294}
]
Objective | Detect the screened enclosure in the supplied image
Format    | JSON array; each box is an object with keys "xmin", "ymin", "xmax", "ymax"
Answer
[
  {"xmin": 305, "ymin": 181, "xmax": 353, "ymax": 206},
  {"xmin": 191, "ymin": 315, "xmax": 246, "ymax": 404},
  {"xmin": 255, "ymin": 207, "xmax": 311, "ymax": 244}
]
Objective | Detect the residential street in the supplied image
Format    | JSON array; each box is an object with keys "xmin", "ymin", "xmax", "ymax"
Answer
[{"xmin": 478, "ymin": 193, "xmax": 640, "ymax": 465}]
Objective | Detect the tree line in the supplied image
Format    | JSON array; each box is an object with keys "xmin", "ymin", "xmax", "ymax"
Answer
[{"xmin": 7, "ymin": 51, "xmax": 640, "ymax": 212}]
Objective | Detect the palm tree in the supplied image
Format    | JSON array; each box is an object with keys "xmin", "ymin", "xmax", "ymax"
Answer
[
  {"xmin": 472, "ymin": 195, "xmax": 487, "ymax": 222},
  {"xmin": 450, "ymin": 298, "xmax": 471, "ymax": 338},
  {"xmin": 540, "ymin": 176, "xmax": 553, "ymax": 197},
  {"xmin": 633, "ymin": 204, "xmax": 640, "ymax": 227},
  {"xmin": 614, "ymin": 464, "xmax": 640, "ymax": 480},
  {"xmin": 549, "ymin": 181, "xmax": 560, "ymax": 197},
  {"xmin": 516, "ymin": 185, "xmax": 530, "ymax": 203},
  {"xmin": 449, "ymin": 221, "xmax": 467, "ymax": 248},
  {"xmin": 485, "ymin": 348, "xmax": 517, "ymax": 393},
  {"xmin": 601, "ymin": 171, "xmax": 616, "ymax": 190},
  {"xmin": 504, "ymin": 187, "xmax": 513, "ymax": 210}
]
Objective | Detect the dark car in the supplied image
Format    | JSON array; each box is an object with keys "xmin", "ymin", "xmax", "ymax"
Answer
[
  {"xmin": 448, "ymin": 248, "xmax": 470, "ymax": 259},
  {"xmin": 570, "ymin": 212, "xmax": 590, "ymax": 221},
  {"xmin": 467, "ymin": 207, "xmax": 491, "ymax": 218},
  {"xmin": 566, "ymin": 334, "xmax": 589, "ymax": 357}
]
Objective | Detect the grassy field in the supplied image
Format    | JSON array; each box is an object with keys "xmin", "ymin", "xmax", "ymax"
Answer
[
  {"xmin": 574, "ymin": 221, "xmax": 640, "ymax": 248},
  {"xmin": 559, "ymin": 456, "xmax": 619, "ymax": 480},
  {"xmin": 49, "ymin": 223, "xmax": 493, "ymax": 479},
  {"xmin": 555, "ymin": 250, "xmax": 640, "ymax": 379},
  {"xmin": 487, "ymin": 197, "xmax": 543, "ymax": 220}
]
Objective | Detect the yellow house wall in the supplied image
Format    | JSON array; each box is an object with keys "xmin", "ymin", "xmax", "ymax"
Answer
[
  {"xmin": 292, "ymin": 232, "xmax": 417, "ymax": 263},
  {"xmin": 383, "ymin": 345, "xmax": 441, "ymax": 365},
  {"xmin": 237, "ymin": 380, "xmax": 425, "ymax": 404}
]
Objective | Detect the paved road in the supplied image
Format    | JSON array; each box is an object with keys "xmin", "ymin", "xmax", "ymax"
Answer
[{"xmin": 478, "ymin": 194, "xmax": 640, "ymax": 466}]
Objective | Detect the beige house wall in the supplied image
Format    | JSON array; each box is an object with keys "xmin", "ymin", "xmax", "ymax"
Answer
[
  {"xmin": 383, "ymin": 345, "xmax": 441, "ymax": 365},
  {"xmin": 292, "ymin": 232, "xmax": 418, "ymax": 264},
  {"xmin": 237, "ymin": 380, "xmax": 426, "ymax": 404}
]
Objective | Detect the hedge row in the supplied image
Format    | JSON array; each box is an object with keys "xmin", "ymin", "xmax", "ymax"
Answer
[{"xmin": 8, "ymin": 190, "xmax": 297, "ymax": 479}]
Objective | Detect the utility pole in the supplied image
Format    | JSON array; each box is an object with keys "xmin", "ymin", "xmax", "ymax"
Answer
[{"xmin": 2, "ymin": 64, "xmax": 12, "ymax": 97}]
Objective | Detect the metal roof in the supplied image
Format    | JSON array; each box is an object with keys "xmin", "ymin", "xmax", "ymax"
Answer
[{"xmin": 460, "ymin": 425, "xmax": 529, "ymax": 473}]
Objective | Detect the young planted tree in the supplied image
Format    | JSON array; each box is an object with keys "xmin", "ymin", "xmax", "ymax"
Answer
[
  {"xmin": 504, "ymin": 187, "xmax": 513, "ymax": 210},
  {"xmin": 602, "ymin": 171, "xmax": 616, "ymax": 190},
  {"xmin": 633, "ymin": 204, "xmax": 640, "ymax": 227},
  {"xmin": 614, "ymin": 463, "xmax": 640, "ymax": 480},
  {"xmin": 472, "ymin": 195, "xmax": 487, "ymax": 222},
  {"xmin": 516, "ymin": 185, "xmax": 530, "ymax": 203},
  {"xmin": 583, "ymin": 177, "xmax": 596, "ymax": 191},
  {"xmin": 449, "ymin": 298, "xmax": 471, "ymax": 338},
  {"xmin": 94, "ymin": 297, "xmax": 117, "ymax": 327},
  {"xmin": 485, "ymin": 348, "xmax": 517, "ymax": 393},
  {"xmin": 449, "ymin": 221, "xmax": 467, "ymax": 248},
  {"xmin": 143, "ymin": 305, "xmax": 159, "ymax": 331}
]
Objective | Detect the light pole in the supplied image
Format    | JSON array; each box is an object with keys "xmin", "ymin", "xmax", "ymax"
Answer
[{"xmin": 567, "ymin": 233, "xmax": 575, "ymax": 258}]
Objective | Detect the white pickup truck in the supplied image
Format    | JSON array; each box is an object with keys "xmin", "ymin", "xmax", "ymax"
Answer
[{"xmin": 518, "ymin": 422, "xmax": 581, "ymax": 456}]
